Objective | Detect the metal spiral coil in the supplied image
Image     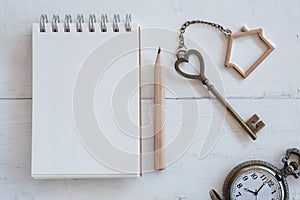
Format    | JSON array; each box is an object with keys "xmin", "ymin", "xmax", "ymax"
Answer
[
  {"xmin": 101, "ymin": 14, "xmax": 108, "ymax": 32},
  {"xmin": 39, "ymin": 14, "xmax": 132, "ymax": 32},
  {"xmin": 64, "ymin": 14, "xmax": 72, "ymax": 32},
  {"xmin": 125, "ymin": 14, "xmax": 131, "ymax": 32},
  {"xmin": 113, "ymin": 14, "xmax": 120, "ymax": 32},
  {"xmin": 40, "ymin": 14, "xmax": 48, "ymax": 32},
  {"xmin": 89, "ymin": 14, "xmax": 96, "ymax": 32},
  {"xmin": 76, "ymin": 14, "xmax": 84, "ymax": 32},
  {"xmin": 52, "ymin": 14, "xmax": 60, "ymax": 32}
]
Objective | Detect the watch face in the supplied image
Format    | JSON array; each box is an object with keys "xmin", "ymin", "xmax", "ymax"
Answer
[{"xmin": 230, "ymin": 168, "xmax": 282, "ymax": 200}]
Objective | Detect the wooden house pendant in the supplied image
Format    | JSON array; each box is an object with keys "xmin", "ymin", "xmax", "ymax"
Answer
[{"xmin": 225, "ymin": 26, "xmax": 275, "ymax": 78}]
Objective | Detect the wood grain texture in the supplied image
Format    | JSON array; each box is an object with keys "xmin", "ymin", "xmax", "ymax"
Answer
[
  {"xmin": 1, "ymin": 99, "xmax": 300, "ymax": 200},
  {"xmin": 154, "ymin": 49, "xmax": 165, "ymax": 171},
  {"xmin": 0, "ymin": 0, "xmax": 299, "ymax": 199}
]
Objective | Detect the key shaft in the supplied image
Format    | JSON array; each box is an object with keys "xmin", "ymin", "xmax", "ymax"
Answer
[{"xmin": 205, "ymin": 82, "xmax": 257, "ymax": 140}]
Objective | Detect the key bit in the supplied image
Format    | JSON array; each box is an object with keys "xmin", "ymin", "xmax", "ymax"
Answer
[{"xmin": 246, "ymin": 114, "xmax": 265, "ymax": 133}]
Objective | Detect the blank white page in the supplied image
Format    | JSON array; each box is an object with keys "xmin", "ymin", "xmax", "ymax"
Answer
[{"xmin": 32, "ymin": 22, "xmax": 140, "ymax": 178}]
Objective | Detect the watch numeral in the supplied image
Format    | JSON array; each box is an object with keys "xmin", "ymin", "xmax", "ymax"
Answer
[
  {"xmin": 251, "ymin": 173, "xmax": 258, "ymax": 180},
  {"xmin": 267, "ymin": 180, "xmax": 274, "ymax": 187},
  {"xmin": 243, "ymin": 176, "xmax": 248, "ymax": 181},
  {"xmin": 271, "ymin": 190, "xmax": 276, "ymax": 194},
  {"xmin": 260, "ymin": 174, "xmax": 267, "ymax": 181},
  {"xmin": 237, "ymin": 183, "xmax": 243, "ymax": 188},
  {"xmin": 236, "ymin": 192, "xmax": 242, "ymax": 197}
]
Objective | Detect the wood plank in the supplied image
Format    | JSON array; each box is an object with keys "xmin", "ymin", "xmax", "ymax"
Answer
[
  {"xmin": 0, "ymin": 0, "xmax": 299, "ymax": 199},
  {"xmin": 0, "ymin": 99, "xmax": 299, "ymax": 199},
  {"xmin": 0, "ymin": 0, "xmax": 299, "ymax": 99}
]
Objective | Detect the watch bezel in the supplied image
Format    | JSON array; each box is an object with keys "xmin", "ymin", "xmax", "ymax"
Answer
[{"xmin": 222, "ymin": 160, "xmax": 288, "ymax": 200}]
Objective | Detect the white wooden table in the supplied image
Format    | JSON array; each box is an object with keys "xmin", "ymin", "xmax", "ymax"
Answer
[{"xmin": 0, "ymin": 0, "xmax": 299, "ymax": 199}]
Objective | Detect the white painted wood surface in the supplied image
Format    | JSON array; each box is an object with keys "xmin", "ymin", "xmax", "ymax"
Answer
[{"xmin": 0, "ymin": 0, "xmax": 299, "ymax": 199}]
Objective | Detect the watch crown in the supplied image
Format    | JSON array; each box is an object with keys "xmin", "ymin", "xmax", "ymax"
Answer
[
  {"xmin": 290, "ymin": 161, "xmax": 299, "ymax": 171},
  {"xmin": 281, "ymin": 148, "xmax": 300, "ymax": 179}
]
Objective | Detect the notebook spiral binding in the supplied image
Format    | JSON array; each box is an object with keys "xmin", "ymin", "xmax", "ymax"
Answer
[
  {"xmin": 40, "ymin": 14, "xmax": 132, "ymax": 33},
  {"xmin": 64, "ymin": 15, "xmax": 72, "ymax": 32},
  {"xmin": 101, "ymin": 14, "xmax": 108, "ymax": 32},
  {"xmin": 52, "ymin": 15, "xmax": 60, "ymax": 32}
]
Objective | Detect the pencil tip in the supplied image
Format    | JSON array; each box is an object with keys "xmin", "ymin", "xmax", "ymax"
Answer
[{"xmin": 158, "ymin": 47, "xmax": 161, "ymax": 54}]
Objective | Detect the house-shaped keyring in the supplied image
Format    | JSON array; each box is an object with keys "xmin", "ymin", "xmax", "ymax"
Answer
[{"xmin": 225, "ymin": 26, "xmax": 275, "ymax": 78}]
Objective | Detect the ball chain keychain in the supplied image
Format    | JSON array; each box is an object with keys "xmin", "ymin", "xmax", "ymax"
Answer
[{"xmin": 174, "ymin": 20, "xmax": 274, "ymax": 140}]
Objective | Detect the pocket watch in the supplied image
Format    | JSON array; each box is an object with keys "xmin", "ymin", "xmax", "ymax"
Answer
[{"xmin": 210, "ymin": 148, "xmax": 300, "ymax": 200}]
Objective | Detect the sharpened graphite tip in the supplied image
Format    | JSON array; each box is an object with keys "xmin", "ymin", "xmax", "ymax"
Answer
[{"xmin": 158, "ymin": 47, "xmax": 161, "ymax": 54}]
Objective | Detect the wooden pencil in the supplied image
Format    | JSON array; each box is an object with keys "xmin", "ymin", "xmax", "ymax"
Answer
[{"xmin": 154, "ymin": 47, "xmax": 165, "ymax": 171}]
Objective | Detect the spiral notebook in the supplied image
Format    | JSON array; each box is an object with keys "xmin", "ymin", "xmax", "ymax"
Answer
[{"xmin": 32, "ymin": 14, "xmax": 141, "ymax": 178}]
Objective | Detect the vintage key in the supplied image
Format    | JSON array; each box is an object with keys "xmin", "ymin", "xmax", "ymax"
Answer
[{"xmin": 175, "ymin": 49, "xmax": 265, "ymax": 140}]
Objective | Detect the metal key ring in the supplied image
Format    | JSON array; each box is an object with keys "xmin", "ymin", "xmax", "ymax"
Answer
[{"xmin": 174, "ymin": 49, "xmax": 207, "ymax": 82}]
